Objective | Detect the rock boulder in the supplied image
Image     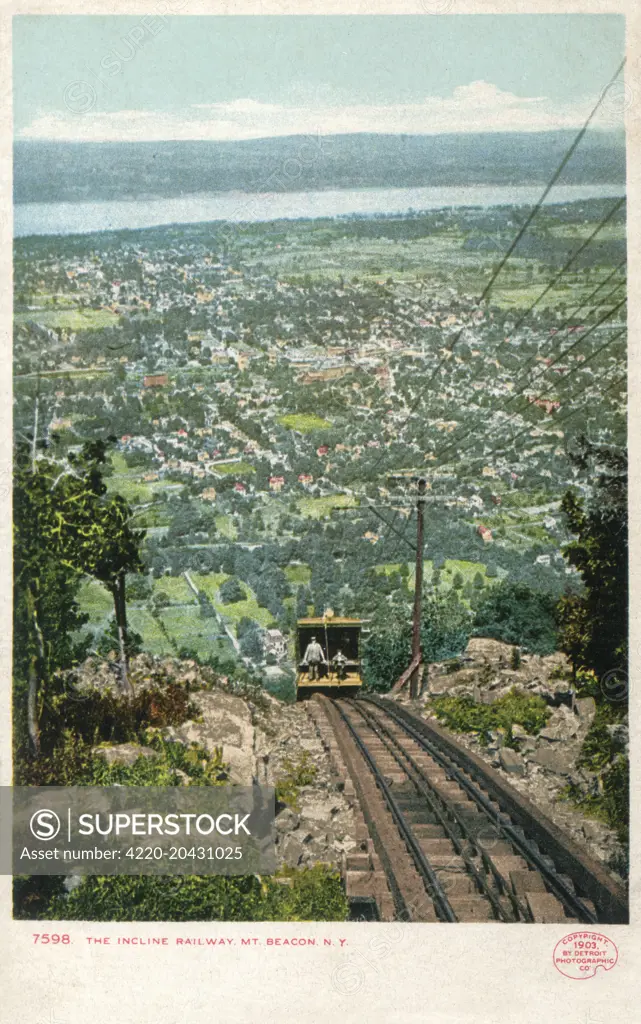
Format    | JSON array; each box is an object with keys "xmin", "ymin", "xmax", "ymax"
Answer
[{"xmin": 164, "ymin": 691, "xmax": 255, "ymax": 785}]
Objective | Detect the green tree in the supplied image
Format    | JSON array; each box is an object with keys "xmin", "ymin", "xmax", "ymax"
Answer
[
  {"xmin": 61, "ymin": 443, "xmax": 145, "ymax": 695},
  {"xmin": 296, "ymin": 586, "xmax": 312, "ymax": 618},
  {"xmin": 556, "ymin": 593, "xmax": 590, "ymax": 682},
  {"xmin": 473, "ymin": 580, "xmax": 557, "ymax": 655},
  {"xmin": 558, "ymin": 440, "xmax": 627, "ymax": 677},
  {"xmin": 219, "ymin": 577, "xmax": 246, "ymax": 604},
  {"xmin": 363, "ymin": 590, "xmax": 471, "ymax": 692},
  {"xmin": 421, "ymin": 590, "xmax": 471, "ymax": 663},
  {"xmin": 14, "ymin": 440, "xmax": 145, "ymax": 755},
  {"xmin": 14, "ymin": 449, "xmax": 89, "ymax": 754}
]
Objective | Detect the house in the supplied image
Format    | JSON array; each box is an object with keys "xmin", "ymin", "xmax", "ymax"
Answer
[
  {"xmin": 269, "ymin": 476, "xmax": 285, "ymax": 492},
  {"xmin": 491, "ymin": 494, "xmax": 502, "ymax": 506},
  {"xmin": 234, "ymin": 482, "xmax": 247, "ymax": 495},
  {"xmin": 143, "ymin": 374, "xmax": 169, "ymax": 388},
  {"xmin": 298, "ymin": 474, "xmax": 314, "ymax": 486},
  {"xmin": 477, "ymin": 525, "xmax": 493, "ymax": 544},
  {"xmin": 143, "ymin": 471, "xmax": 159, "ymax": 482},
  {"xmin": 263, "ymin": 629, "xmax": 287, "ymax": 660},
  {"xmin": 362, "ymin": 531, "xmax": 380, "ymax": 544},
  {"xmin": 317, "ymin": 445, "xmax": 329, "ymax": 457},
  {"xmin": 528, "ymin": 396, "xmax": 561, "ymax": 414},
  {"xmin": 201, "ymin": 487, "xmax": 217, "ymax": 502}
]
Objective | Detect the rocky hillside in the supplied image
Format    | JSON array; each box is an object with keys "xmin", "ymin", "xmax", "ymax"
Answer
[
  {"xmin": 68, "ymin": 642, "xmax": 626, "ymax": 882},
  {"xmin": 71, "ymin": 653, "xmax": 357, "ymax": 871},
  {"xmin": 396, "ymin": 638, "xmax": 626, "ymax": 876}
]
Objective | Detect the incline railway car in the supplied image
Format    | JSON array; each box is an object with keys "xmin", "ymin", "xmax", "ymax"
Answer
[{"xmin": 296, "ymin": 611, "xmax": 365, "ymax": 700}]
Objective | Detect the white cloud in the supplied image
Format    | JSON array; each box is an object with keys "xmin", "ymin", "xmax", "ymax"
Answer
[{"xmin": 18, "ymin": 81, "xmax": 621, "ymax": 142}]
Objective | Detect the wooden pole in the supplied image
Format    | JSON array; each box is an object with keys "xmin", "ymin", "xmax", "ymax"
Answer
[{"xmin": 409, "ymin": 479, "xmax": 427, "ymax": 699}]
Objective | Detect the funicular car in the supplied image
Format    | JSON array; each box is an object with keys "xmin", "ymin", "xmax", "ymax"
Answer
[{"xmin": 295, "ymin": 611, "xmax": 365, "ymax": 699}]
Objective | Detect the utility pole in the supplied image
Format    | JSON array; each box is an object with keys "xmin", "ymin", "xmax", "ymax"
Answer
[
  {"xmin": 409, "ymin": 477, "xmax": 427, "ymax": 698},
  {"xmin": 333, "ymin": 475, "xmax": 457, "ymax": 698}
]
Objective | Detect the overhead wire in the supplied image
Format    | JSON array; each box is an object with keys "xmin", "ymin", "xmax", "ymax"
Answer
[
  {"xmin": 439, "ymin": 353, "xmax": 627, "ymax": 472},
  {"xmin": 316, "ymin": 60, "xmax": 627, "ymax": 584},
  {"xmin": 361, "ymin": 58, "xmax": 626, "ymax": 481},
  {"xmin": 426, "ymin": 297, "xmax": 627, "ymax": 470},
  {"xmin": 503, "ymin": 196, "xmax": 626, "ymax": 338}
]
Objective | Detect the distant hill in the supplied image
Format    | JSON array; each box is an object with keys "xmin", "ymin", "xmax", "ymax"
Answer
[{"xmin": 14, "ymin": 131, "xmax": 625, "ymax": 204}]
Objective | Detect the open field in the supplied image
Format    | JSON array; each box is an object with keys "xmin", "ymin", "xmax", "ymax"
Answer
[
  {"xmin": 212, "ymin": 461, "xmax": 255, "ymax": 476},
  {"xmin": 298, "ymin": 493, "xmax": 359, "ymax": 519},
  {"xmin": 375, "ymin": 558, "xmax": 500, "ymax": 597},
  {"xmin": 153, "ymin": 576, "xmax": 195, "ymax": 604},
  {"xmin": 77, "ymin": 579, "xmax": 113, "ymax": 622},
  {"xmin": 284, "ymin": 563, "xmax": 312, "ymax": 585},
  {"xmin": 194, "ymin": 573, "xmax": 275, "ymax": 629},
  {"xmin": 242, "ymin": 223, "xmax": 625, "ymax": 311},
  {"xmin": 277, "ymin": 413, "xmax": 332, "ymax": 432},
  {"xmin": 105, "ymin": 476, "xmax": 156, "ymax": 503},
  {"xmin": 14, "ymin": 307, "xmax": 119, "ymax": 330},
  {"xmin": 215, "ymin": 514, "xmax": 238, "ymax": 539}
]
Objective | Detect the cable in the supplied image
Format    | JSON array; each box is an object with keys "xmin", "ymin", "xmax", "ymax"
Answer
[
  {"xmin": 539, "ymin": 257, "xmax": 626, "ymax": 337},
  {"xmin": 444, "ymin": 363, "xmax": 626, "ymax": 471},
  {"xmin": 505, "ymin": 196, "xmax": 626, "ymax": 337},
  {"xmin": 364, "ymin": 58, "xmax": 626, "ymax": 481},
  {"xmin": 381, "ymin": 507, "xmax": 417, "ymax": 562},
  {"xmin": 427, "ymin": 297, "xmax": 627, "ymax": 469},
  {"xmin": 363, "ymin": 501, "xmax": 417, "ymax": 553},
  {"xmin": 434, "ymin": 327, "xmax": 626, "ymax": 474}
]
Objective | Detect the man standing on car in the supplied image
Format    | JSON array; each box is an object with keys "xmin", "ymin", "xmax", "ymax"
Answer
[{"xmin": 303, "ymin": 636, "xmax": 327, "ymax": 680}]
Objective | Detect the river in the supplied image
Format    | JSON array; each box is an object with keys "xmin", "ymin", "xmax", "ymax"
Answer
[{"xmin": 14, "ymin": 183, "xmax": 625, "ymax": 238}]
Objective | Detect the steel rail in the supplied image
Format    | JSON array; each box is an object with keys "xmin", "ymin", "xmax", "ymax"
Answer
[
  {"xmin": 322, "ymin": 697, "xmax": 411, "ymax": 921},
  {"xmin": 349, "ymin": 700, "xmax": 526, "ymax": 922},
  {"xmin": 332, "ymin": 699, "xmax": 458, "ymax": 922},
  {"xmin": 363, "ymin": 696, "xmax": 598, "ymax": 924}
]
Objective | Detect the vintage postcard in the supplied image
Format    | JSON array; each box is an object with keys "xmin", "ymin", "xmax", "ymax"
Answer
[{"xmin": 0, "ymin": 2, "xmax": 638, "ymax": 1022}]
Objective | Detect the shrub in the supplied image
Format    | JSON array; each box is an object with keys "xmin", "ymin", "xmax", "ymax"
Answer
[
  {"xmin": 46, "ymin": 681, "xmax": 196, "ymax": 746},
  {"xmin": 219, "ymin": 578, "xmax": 246, "ymax": 604},
  {"xmin": 430, "ymin": 688, "xmax": 550, "ymax": 747},
  {"xmin": 15, "ymin": 676, "xmax": 199, "ymax": 785},
  {"xmin": 276, "ymin": 751, "xmax": 318, "ymax": 810},
  {"xmin": 562, "ymin": 703, "xmax": 629, "ymax": 850},
  {"xmin": 566, "ymin": 750, "xmax": 629, "ymax": 851},
  {"xmin": 15, "ymin": 729, "xmax": 228, "ymax": 788},
  {"xmin": 31, "ymin": 866, "xmax": 349, "ymax": 922},
  {"xmin": 363, "ymin": 590, "xmax": 471, "ymax": 693}
]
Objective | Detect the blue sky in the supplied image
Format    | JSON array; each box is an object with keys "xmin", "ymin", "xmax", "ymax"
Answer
[{"xmin": 13, "ymin": 15, "xmax": 626, "ymax": 140}]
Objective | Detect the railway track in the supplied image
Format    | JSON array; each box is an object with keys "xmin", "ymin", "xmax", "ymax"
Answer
[{"xmin": 314, "ymin": 695, "xmax": 627, "ymax": 924}]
